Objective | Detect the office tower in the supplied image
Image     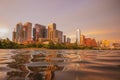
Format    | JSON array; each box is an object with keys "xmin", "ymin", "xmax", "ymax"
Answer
[
  {"xmin": 67, "ymin": 37, "xmax": 71, "ymax": 43},
  {"xmin": 33, "ymin": 27, "xmax": 36, "ymax": 41},
  {"xmin": 56, "ymin": 30, "xmax": 63, "ymax": 43},
  {"xmin": 12, "ymin": 28, "xmax": 16, "ymax": 42},
  {"xmin": 16, "ymin": 23, "xmax": 23, "ymax": 44},
  {"xmin": 48, "ymin": 23, "xmax": 56, "ymax": 40},
  {"xmin": 63, "ymin": 35, "xmax": 66, "ymax": 43},
  {"xmin": 22, "ymin": 26, "xmax": 26, "ymax": 41},
  {"xmin": 80, "ymin": 34, "xmax": 85, "ymax": 45},
  {"xmin": 33, "ymin": 24, "xmax": 47, "ymax": 41},
  {"xmin": 48, "ymin": 23, "xmax": 63, "ymax": 43},
  {"xmin": 76, "ymin": 29, "xmax": 81, "ymax": 45},
  {"xmin": 23, "ymin": 22, "xmax": 32, "ymax": 42}
]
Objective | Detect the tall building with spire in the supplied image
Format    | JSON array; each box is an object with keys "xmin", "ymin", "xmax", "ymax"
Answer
[{"xmin": 76, "ymin": 29, "xmax": 81, "ymax": 45}]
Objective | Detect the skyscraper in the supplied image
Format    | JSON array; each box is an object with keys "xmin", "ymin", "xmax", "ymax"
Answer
[
  {"xmin": 33, "ymin": 24, "xmax": 47, "ymax": 41},
  {"xmin": 80, "ymin": 34, "xmax": 85, "ymax": 45},
  {"xmin": 63, "ymin": 35, "xmax": 66, "ymax": 43},
  {"xmin": 33, "ymin": 27, "xmax": 36, "ymax": 41},
  {"xmin": 67, "ymin": 37, "xmax": 71, "ymax": 43},
  {"xmin": 48, "ymin": 23, "xmax": 63, "ymax": 43},
  {"xmin": 16, "ymin": 23, "xmax": 23, "ymax": 44},
  {"xmin": 56, "ymin": 30, "xmax": 63, "ymax": 43},
  {"xmin": 12, "ymin": 28, "xmax": 16, "ymax": 42},
  {"xmin": 23, "ymin": 22, "xmax": 32, "ymax": 42},
  {"xmin": 48, "ymin": 23, "xmax": 56, "ymax": 41},
  {"xmin": 76, "ymin": 29, "xmax": 81, "ymax": 45}
]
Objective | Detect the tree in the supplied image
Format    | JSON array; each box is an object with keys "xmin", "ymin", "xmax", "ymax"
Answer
[{"xmin": 46, "ymin": 41, "xmax": 55, "ymax": 49}]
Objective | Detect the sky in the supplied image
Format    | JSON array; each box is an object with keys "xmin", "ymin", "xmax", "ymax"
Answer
[{"xmin": 0, "ymin": 0, "xmax": 120, "ymax": 43}]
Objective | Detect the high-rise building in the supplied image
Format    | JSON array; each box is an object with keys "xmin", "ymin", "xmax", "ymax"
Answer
[
  {"xmin": 48, "ymin": 23, "xmax": 63, "ymax": 43},
  {"xmin": 12, "ymin": 28, "xmax": 16, "ymax": 42},
  {"xmin": 33, "ymin": 27, "xmax": 36, "ymax": 41},
  {"xmin": 23, "ymin": 22, "xmax": 32, "ymax": 42},
  {"xmin": 67, "ymin": 37, "xmax": 71, "ymax": 43},
  {"xmin": 63, "ymin": 35, "xmax": 66, "ymax": 43},
  {"xmin": 16, "ymin": 23, "xmax": 23, "ymax": 44},
  {"xmin": 12, "ymin": 22, "xmax": 64, "ymax": 44},
  {"xmin": 80, "ymin": 34, "xmax": 85, "ymax": 45},
  {"xmin": 76, "ymin": 29, "xmax": 81, "ymax": 45},
  {"xmin": 56, "ymin": 30, "xmax": 63, "ymax": 43},
  {"xmin": 33, "ymin": 24, "xmax": 47, "ymax": 41},
  {"xmin": 12, "ymin": 22, "xmax": 32, "ymax": 44},
  {"xmin": 48, "ymin": 23, "xmax": 56, "ymax": 41}
]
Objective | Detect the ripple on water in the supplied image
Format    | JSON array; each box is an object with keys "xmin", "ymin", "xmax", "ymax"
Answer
[{"xmin": 0, "ymin": 49, "xmax": 120, "ymax": 80}]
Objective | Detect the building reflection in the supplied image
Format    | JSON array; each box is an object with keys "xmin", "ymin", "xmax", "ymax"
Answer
[{"xmin": 6, "ymin": 50, "xmax": 64, "ymax": 80}]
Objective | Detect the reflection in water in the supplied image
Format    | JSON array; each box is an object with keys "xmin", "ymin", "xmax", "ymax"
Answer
[
  {"xmin": 0, "ymin": 50, "xmax": 120, "ymax": 80},
  {"xmin": 6, "ymin": 50, "xmax": 66, "ymax": 80}
]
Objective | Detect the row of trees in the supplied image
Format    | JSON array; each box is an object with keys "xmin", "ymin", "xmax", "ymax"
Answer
[
  {"xmin": 0, "ymin": 38, "xmax": 22, "ymax": 49},
  {"xmin": 0, "ymin": 38, "xmax": 96, "ymax": 49}
]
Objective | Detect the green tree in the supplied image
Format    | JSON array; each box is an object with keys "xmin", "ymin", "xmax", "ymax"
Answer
[{"xmin": 46, "ymin": 41, "xmax": 55, "ymax": 49}]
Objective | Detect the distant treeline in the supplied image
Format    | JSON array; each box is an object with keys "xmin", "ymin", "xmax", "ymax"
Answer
[{"xmin": 0, "ymin": 38, "xmax": 96, "ymax": 49}]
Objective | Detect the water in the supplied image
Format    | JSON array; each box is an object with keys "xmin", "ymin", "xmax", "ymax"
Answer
[{"xmin": 0, "ymin": 49, "xmax": 120, "ymax": 80}]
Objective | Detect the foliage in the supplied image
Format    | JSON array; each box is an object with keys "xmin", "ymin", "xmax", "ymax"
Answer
[
  {"xmin": 0, "ymin": 38, "xmax": 21, "ymax": 49},
  {"xmin": 0, "ymin": 38, "xmax": 97, "ymax": 49}
]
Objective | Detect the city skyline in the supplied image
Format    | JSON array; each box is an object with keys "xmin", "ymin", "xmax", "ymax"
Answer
[{"xmin": 0, "ymin": 0, "xmax": 120, "ymax": 43}]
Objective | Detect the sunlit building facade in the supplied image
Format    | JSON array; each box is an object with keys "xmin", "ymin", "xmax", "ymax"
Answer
[
  {"xmin": 76, "ymin": 29, "xmax": 81, "ymax": 45},
  {"xmin": 80, "ymin": 34, "xmax": 85, "ymax": 45},
  {"xmin": 33, "ymin": 24, "xmax": 47, "ymax": 41},
  {"xmin": 48, "ymin": 23, "xmax": 63, "ymax": 43},
  {"xmin": 23, "ymin": 22, "xmax": 32, "ymax": 42},
  {"xmin": 15, "ymin": 23, "xmax": 23, "ymax": 44},
  {"xmin": 84, "ymin": 38, "xmax": 97, "ymax": 47},
  {"xmin": 80, "ymin": 34, "xmax": 97, "ymax": 47},
  {"xmin": 12, "ymin": 22, "xmax": 32, "ymax": 44},
  {"xmin": 100, "ymin": 40, "xmax": 110, "ymax": 48},
  {"xmin": 12, "ymin": 22, "xmax": 65, "ymax": 44}
]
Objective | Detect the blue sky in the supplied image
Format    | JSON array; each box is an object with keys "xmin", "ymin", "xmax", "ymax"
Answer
[{"xmin": 0, "ymin": 0, "xmax": 120, "ymax": 42}]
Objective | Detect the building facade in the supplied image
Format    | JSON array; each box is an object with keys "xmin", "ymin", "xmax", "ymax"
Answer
[
  {"xmin": 15, "ymin": 23, "xmax": 23, "ymax": 44},
  {"xmin": 12, "ymin": 22, "xmax": 32, "ymax": 44},
  {"xmin": 12, "ymin": 22, "xmax": 65, "ymax": 44},
  {"xmin": 63, "ymin": 35, "xmax": 66, "ymax": 43},
  {"xmin": 80, "ymin": 34, "xmax": 97, "ymax": 47},
  {"xmin": 23, "ymin": 22, "xmax": 32, "ymax": 42},
  {"xmin": 48, "ymin": 23, "xmax": 63, "ymax": 43},
  {"xmin": 33, "ymin": 24, "xmax": 47, "ymax": 41},
  {"xmin": 12, "ymin": 28, "xmax": 16, "ymax": 42},
  {"xmin": 76, "ymin": 29, "xmax": 81, "ymax": 45}
]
